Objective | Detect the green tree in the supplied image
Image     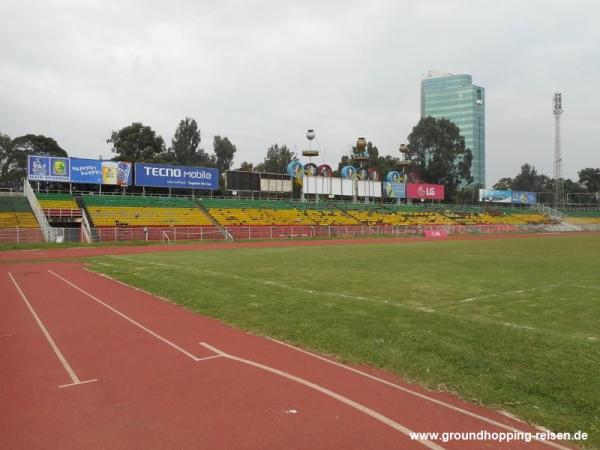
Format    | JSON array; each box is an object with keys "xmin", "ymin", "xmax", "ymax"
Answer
[
  {"xmin": 107, "ymin": 122, "xmax": 165, "ymax": 162},
  {"xmin": 236, "ymin": 161, "xmax": 254, "ymax": 171},
  {"xmin": 213, "ymin": 136, "xmax": 236, "ymax": 172},
  {"xmin": 0, "ymin": 133, "xmax": 13, "ymax": 181},
  {"xmin": 168, "ymin": 117, "xmax": 215, "ymax": 166},
  {"xmin": 3, "ymin": 134, "xmax": 68, "ymax": 187},
  {"xmin": 510, "ymin": 164, "xmax": 549, "ymax": 192},
  {"xmin": 578, "ymin": 167, "xmax": 600, "ymax": 193},
  {"xmin": 336, "ymin": 142, "xmax": 401, "ymax": 178},
  {"xmin": 12, "ymin": 134, "xmax": 67, "ymax": 157},
  {"xmin": 493, "ymin": 177, "xmax": 513, "ymax": 190},
  {"xmin": 170, "ymin": 117, "xmax": 202, "ymax": 165},
  {"xmin": 255, "ymin": 144, "xmax": 295, "ymax": 173},
  {"xmin": 405, "ymin": 117, "xmax": 473, "ymax": 200}
]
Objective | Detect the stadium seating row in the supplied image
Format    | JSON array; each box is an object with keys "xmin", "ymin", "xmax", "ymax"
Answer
[
  {"xmin": 19, "ymin": 194, "xmax": 556, "ymax": 228},
  {"xmin": 0, "ymin": 197, "xmax": 39, "ymax": 228},
  {"xmin": 81, "ymin": 195, "xmax": 214, "ymax": 227},
  {"xmin": 36, "ymin": 193, "xmax": 79, "ymax": 210}
]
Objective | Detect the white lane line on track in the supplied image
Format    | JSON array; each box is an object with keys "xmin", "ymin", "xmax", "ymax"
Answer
[
  {"xmin": 8, "ymin": 272, "xmax": 97, "ymax": 389},
  {"xmin": 48, "ymin": 269, "xmax": 217, "ymax": 363},
  {"xmin": 264, "ymin": 337, "xmax": 573, "ymax": 450},
  {"xmin": 199, "ymin": 342, "xmax": 444, "ymax": 450},
  {"xmin": 99, "ymin": 257, "xmax": 577, "ymax": 448}
]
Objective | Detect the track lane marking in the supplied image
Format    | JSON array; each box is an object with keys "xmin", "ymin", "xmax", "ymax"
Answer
[
  {"xmin": 199, "ymin": 342, "xmax": 444, "ymax": 450},
  {"xmin": 265, "ymin": 337, "xmax": 573, "ymax": 450},
  {"xmin": 84, "ymin": 260, "xmax": 575, "ymax": 449},
  {"xmin": 47, "ymin": 269, "xmax": 215, "ymax": 362},
  {"xmin": 8, "ymin": 272, "xmax": 97, "ymax": 389}
]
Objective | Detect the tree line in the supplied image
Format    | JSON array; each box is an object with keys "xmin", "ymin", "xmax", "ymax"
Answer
[
  {"xmin": 494, "ymin": 164, "xmax": 599, "ymax": 204},
  {"xmin": 1, "ymin": 116, "xmax": 599, "ymax": 203}
]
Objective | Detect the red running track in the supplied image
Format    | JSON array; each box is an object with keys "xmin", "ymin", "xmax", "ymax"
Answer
[{"xmin": 0, "ymin": 262, "xmax": 577, "ymax": 450}]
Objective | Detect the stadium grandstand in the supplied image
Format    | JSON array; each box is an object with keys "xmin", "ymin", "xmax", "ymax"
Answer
[
  {"xmin": 564, "ymin": 209, "xmax": 600, "ymax": 225},
  {"xmin": 81, "ymin": 195, "xmax": 214, "ymax": 227},
  {"xmin": 2, "ymin": 187, "xmax": 593, "ymax": 245},
  {"xmin": 0, "ymin": 194, "xmax": 43, "ymax": 243},
  {"xmin": 0, "ymin": 195, "xmax": 39, "ymax": 228},
  {"xmin": 36, "ymin": 193, "xmax": 81, "ymax": 219}
]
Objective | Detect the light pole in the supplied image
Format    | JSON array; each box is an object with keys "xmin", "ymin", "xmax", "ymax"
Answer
[{"xmin": 398, "ymin": 144, "xmax": 411, "ymax": 204}]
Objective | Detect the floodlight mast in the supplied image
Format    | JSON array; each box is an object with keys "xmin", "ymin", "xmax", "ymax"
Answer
[{"xmin": 553, "ymin": 93, "xmax": 564, "ymax": 208}]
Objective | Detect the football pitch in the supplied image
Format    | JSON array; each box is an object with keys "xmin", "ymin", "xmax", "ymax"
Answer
[{"xmin": 88, "ymin": 234, "xmax": 600, "ymax": 447}]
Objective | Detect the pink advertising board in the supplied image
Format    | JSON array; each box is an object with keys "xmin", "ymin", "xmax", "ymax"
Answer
[{"xmin": 406, "ymin": 183, "xmax": 445, "ymax": 200}]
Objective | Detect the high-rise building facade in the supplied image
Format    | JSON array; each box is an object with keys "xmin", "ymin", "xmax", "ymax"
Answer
[{"xmin": 421, "ymin": 72, "xmax": 485, "ymax": 186}]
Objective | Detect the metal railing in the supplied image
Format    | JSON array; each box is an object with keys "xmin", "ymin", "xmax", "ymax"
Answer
[
  {"xmin": 0, "ymin": 228, "xmax": 45, "ymax": 244},
  {"xmin": 41, "ymin": 208, "xmax": 82, "ymax": 218},
  {"xmin": 530, "ymin": 203, "xmax": 562, "ymax": 221},
  {"xmin": 23, "ymin": 179, "xmax": 55, "ymax": 242},
  {"xmin": 1, "ymin": 223, "xmax": 597, "ymax": 245},
  {"xmin": 80, "ymin": 208, "xmax": 94, "ymax": 243}
]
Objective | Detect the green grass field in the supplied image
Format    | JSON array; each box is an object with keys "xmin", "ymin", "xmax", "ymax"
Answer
[{"xmin": 87, "ymin": 235, "xmax": 600, "ymax": 448}]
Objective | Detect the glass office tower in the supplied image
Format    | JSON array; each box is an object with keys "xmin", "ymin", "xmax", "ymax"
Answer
[{"xmin": 421, "ymin": 73, "xmax": 485, "ymax": 186}]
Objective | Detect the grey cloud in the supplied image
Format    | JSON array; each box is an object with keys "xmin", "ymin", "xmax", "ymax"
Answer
[{"xmin": 1, "ymin": 0, "xmax": 598, "ymax": 184}]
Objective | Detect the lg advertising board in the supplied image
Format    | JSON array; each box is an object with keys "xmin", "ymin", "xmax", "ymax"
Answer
[
  {"xmin": 27, "ymin": 155, "xmax": 132, "ymax": 185},
  {"xmin": 406, "ymin": 183, "xmax": 444, "ymax": 200},
  {"xmin": 135, "ymin": 163, "xmax": 219, "ymax": 190}
]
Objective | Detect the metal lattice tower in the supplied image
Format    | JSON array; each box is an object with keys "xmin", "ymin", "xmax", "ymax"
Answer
[{"xmin": 553, "ymin": 93, "xmax": 564, "ymax": 208}]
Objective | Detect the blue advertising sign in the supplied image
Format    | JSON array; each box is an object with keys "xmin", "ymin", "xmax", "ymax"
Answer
[
  {"xmin": 479, "ymin": 189, "xmax": 512, "ymax": 203},
  {"xmin": 135, "ymin": 163, "xmax": 219, "ymax": 190},
  {"xmin": 27, "ymin": 155, "xmax": 70, "ymax": 182},
  {"xmin": 383, "ymin": 182, "xmax": 406, "ymax": 199},
  {"xmin": 70, "ymin": 158, "xmax": 132, "ymax": 185},
  {"xmin": 70, "ymin": 158, "xmax": 102, "ymax": 183},
  {"xmin": 511, "ymin": 191, "xmax": 537, "ymax": 205},
  {"xmin": 480, "ymin": 189, "xmax": 537, "ymax": 204}
]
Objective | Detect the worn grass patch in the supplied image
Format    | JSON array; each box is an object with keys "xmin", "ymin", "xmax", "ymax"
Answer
[{"xmin": 87, "ymin": 235, "xmax": 600, "ymax": 448}]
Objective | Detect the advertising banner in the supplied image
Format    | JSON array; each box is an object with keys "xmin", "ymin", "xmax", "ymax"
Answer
[
  {"xmin": 511, "ymin": 191, "xmax": 537, "ymax": 205},
  {"xmin": 27, "ymin": 155, "xmax": 70, "ymax": 182},
  {"xmin": 357, "ymin": 180, "xmax": 382, "ymax": 198},
  {"xmin": 260, "ymin": 178, "xmax": 293, "ymax": 193},
  {"xmin": 70, "ymin": 158, "xmax": 132, "ymax": 185},
  {"xmin": 406, "ymin": 183, "xmax": 444, "ymax": 200},
  {"xmin": 383, "ymin": 182, "xmax": 406, "ymax": 199},
  {"xmin": 302, "ymin": 176, "xmax": 354, "ymax": 196},
  {"xmin": 479, "ymin": 189, "xmax": 537, "ymax": 205},
  {"xmin": 479, "ymin": 189, "xmax": 512, "ymax": 203},
  {"xmin": 135, "ymin": 163, "xmax": 219, "ymax": 190}
]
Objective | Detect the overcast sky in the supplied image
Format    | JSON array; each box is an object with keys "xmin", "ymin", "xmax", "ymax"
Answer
[{"xmin": 1, "ymin": 0, "xmax": 598, "ymax": 185}]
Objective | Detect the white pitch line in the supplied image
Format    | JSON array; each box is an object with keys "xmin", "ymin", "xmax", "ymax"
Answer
[
  {"xmin": 48, "ymin": 269, "xmax": 213, "ymax": 363},
  {"xmin": 8, "ymin": 272, "xmax": 97, "ymax": 389},
  {"xmin": 449, "ymin": 285, "xmax": 562, "ymax": 305},
  {"xmin": 110, "ymin": 256, "xmax": 596, "ymax": 343},
  {"xmin": 265, "ymin": 337, "xmax": 573, "ymax": 450},
  {"xmin": 199, "ymin": 342, "xmax": 444, "ymax": 450},
  {"xmin": 98, "ymin": 258, "xmax": 574, "ymax": 448}
]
